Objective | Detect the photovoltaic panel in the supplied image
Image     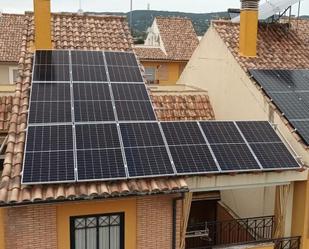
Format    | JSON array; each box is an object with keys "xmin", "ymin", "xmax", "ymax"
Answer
[
  {"xmin": 108, "ymin": 66, "xmax": 143, "ymax": 82},
  {"xmin": 75, "ymin": 123, "xmax": 126, "ymax": 181},
  {"xmin": 290, "ymin": 120, "xmax": 309, "ymax": 145},
  {"xmin": 120, "ymin": 122, "xmax": 165, "ymax": 147},
  {"xmin": 161, "ymin": 121, "xmax": 206, "ymax": 145},
  {"xmin": 33, "ymin": 64, "xmax": 71, "ymax": 82},
  {"xmin": 31, "ymin": 83, "xmax": 71, "ymax": 102},
  {"xmin": 22, "ymin": 150, "xmax": 75, "ymax": 183},
  {"xmin": 105, "ymin": 51, "xmax": 138, "ymax": 67},
  {"xmin": 125, "ymin": 147, "xmax": 174, "ymax": 177},
  {"xmin": 112, "ymin": 83, "xmax": 150, "ymax": 101},
  {"xmin": 73, "ymin": 83, "xmax": 111, "ymax": 101},
  {"xmin": 200, "ymin": 121, "xmax": 245, "ymax": 144},
  {"xmin": 77, "ymin": 148, "xmax": 126, "ymax": 181},
  {"xmin": 74, "ymin": 101, "xmax": 115, "ymax": 122},
  {"xmin": 269, "ymin": 92, "xmax": 309, "ymax": 120},
  {"xmin": 236, "ymin": 121, "xmax": 282, "ymax": 143},
  {"xmin": 211, "ymin": 144, "xmax": 261, "ymax": 171},
  {"xmin": 168, "ymin": 145, "xmax": 219, "ymax": 174},
  {"xmin": 22, "ymin": 125, "xmax": 75, "ymax": 184},
  {"xmin": 71, "ymin": 51, "xmax": 105, "ymax": 65},
  {"xmin": 115, "ymin": 101, "xmax": 156, "ymax": 121},
  {"xmin": 26, "ymin": 125, "xmax": 73, "ymax": 151},
  {"xmin": 75, "ymin": 124, "xmax": 120, "ymax": 150},
  {"xmin": 35, "ymin": 50, "xmax": 70, "ymax": 65},
  {"xmin": 72, "ymin": 65, "xmax": 108, "ymax": 82},
  {"xmin": 29, "ymin": 101, "xmax": 72, "ymax": 124},
  {"xmin": 250, "ymin": 143, "xmax": 300, "ymax": 169},
  {"xmin": 250, "ymin": 69, "xmax": 309, "ymax": 92},
  {"xmin": 120, "ymin": 122, "xmax": 174, "ymax": 177}
]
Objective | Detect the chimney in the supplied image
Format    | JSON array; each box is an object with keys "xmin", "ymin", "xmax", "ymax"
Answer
[
  {"xmin": 239, "ymin": 0, "xmax": 259, "ymax": 57},
  {"xmin": 33, "ymin": 0, "xmax": 52, "ymax": 49}
]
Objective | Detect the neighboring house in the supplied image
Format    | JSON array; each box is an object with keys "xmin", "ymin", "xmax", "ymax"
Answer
[
  {"xmin": 178, "ymin": 12, "xmax": 309, "ymax": 249},
  {"xmin": 134, "ymin": 17, "xmax": 199, "ymax": 85},
  {"xmin": 0, "ymin": 14, "xmax": 24, "ymax": 95}
]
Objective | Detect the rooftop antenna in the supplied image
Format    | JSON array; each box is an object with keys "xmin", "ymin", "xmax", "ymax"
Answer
[
  {"xmin": 147, "ymin": 3, "xmax": 150, "ymax": 10},
  {"xmin": 78, "ymin": 0, "xmax": 83, "ymax": 15}
]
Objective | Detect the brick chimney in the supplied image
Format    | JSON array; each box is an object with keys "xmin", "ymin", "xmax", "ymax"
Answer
[
  {"xmin": 33, "ymin": 0, "xmax": 52, "ymax": 49},
  {"xmin": 239, "ymin": 0, "xmax": 259, "ymax": 57}
]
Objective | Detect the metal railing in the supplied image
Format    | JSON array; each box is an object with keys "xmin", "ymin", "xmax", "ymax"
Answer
[
  {"xmin": 274, "ymin": 237, "xmax": 301, "ymax": 249},
  {"xmin": 186, "ymin": 216, "xmax": 275, "ymax": 249}
]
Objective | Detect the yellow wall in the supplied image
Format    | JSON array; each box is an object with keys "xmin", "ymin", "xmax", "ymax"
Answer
[
  {"xmin": 57, "ymin": 198, "xmax": 137, "ymax": 249},
  {"xmin": 0, "ymin": 208, "xmax": 5, "ymax": 249},
  {"xmin": 292, "ymin": 179, "xmax": 309, "ymax": 249},
  {"xmin": 142, "ymin": 61, "xmax": 186, "ymax": 84}
]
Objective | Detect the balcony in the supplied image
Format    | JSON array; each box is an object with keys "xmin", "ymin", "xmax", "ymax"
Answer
[{"xmin": 185, "ymin": 216, "xmax": 300, "ymax": 249}]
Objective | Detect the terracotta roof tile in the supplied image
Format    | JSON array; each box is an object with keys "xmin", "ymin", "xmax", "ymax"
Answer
[
  {"xmin": 135, "ymin": 17, "xmax": 199, "ymax": 61},
  {"xmin": 213, "ymin": 20, "xmax": 309, "ymax": 71},
  {"xmin": 0, "ymin": 12, "xmax": 190, "ymax": 206},
  {"xmin": 134, "ymin": 46, "xmax": 167, "ymax": 60},
  {"xmin": 0, "ymin": 14, "xmax": 25, "ymax": 62},
  {"xmin": 0, "ymin": 95, "xmax": 13, "ymax": 132}
]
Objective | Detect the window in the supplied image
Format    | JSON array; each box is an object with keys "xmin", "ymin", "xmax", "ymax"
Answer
[
  {"xmin": 70, "ymin": 213, "xmax": 124, "ymax": 249},
  {"xmin": 145, "ymin": 67, "xmax": 156, "ymax": 84},
  {"xmin": 9, "ymin": 67, "xmax": 19, "ymax": 84},
  {"xmin": 158, "ymin": 64, "xmax": 168, "ymax": 81},
  {"xmin": 0, "ymin": 135, "xmax": 7, "ymax": 174}
]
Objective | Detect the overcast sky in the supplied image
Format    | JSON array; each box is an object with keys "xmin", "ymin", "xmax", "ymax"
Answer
[{"xmin": 1, "ymin": 0, "xmax": 309, "ymax": 15}]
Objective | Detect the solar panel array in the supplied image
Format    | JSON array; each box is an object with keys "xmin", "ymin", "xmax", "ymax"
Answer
[
  {"xmin": 250, "ymin": 69, "xmax": 309, "ymax": 145},
  {"xmin": 22, "ymin": 51, "xmax": 301, "ymax": 184}
]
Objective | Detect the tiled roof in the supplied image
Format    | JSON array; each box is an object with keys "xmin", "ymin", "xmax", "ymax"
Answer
[
  {"xmin": 0, "ymin": 96, "xmax": 13, "ymax": 132},
  {"xmin": 134, "ymin": 46, "xmax": 167, "ymax": 60},
  {"xmin": 290, "ymin": 19, "xmax": 309, "ymax": 44},
  {"xmin": 135, "ymin": 17, "xmax": 199, "ymax": 61},
  {"xmin": 0, "ymin": 13, "xmax": 192, "ymax": 206},
  {"xmin": 213, "ymin": 20, "xmax": 309, "ymax": 70},
  {"xmin": 150, "ymin": 88, "xmax": 215, "ymax": 121},
  {"xmin": 0, "ymin": 14, "xmax": 25, "ymax": 62}
]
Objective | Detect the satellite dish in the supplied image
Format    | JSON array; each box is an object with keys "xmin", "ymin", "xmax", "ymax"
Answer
[{"xmin": 232, "ymin": 0, "xmax": 304, "ymax": 22}]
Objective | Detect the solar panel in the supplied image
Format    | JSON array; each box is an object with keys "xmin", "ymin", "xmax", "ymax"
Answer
[
  {"xmin": 31, "ymin": 83, "xmax": 71, "ymax": 102},
  {"xmin": 108, "ymin": 66, "xmax": 143, "ymax": 82},
  {"xmin": 75, "ymin": 124, "xmax": 120, "ymax": 150},
  {"xmin": 22, "ymin": 125, "xmax": 75, "ymax": 184},
  {"xmin": 71, "ymin": 51, "xmax": 105, "ymax": 65},
  {"xmin": 120, "ymin": 122, "xmax": 165, "ymax": 147},
  {"xmin": 250, "ymin": 69, "xmax": 309, "ymax": 92},
  {"xmin": 29, "ymin": 101, "xmax": 72, "ymax": 124},
  {"xmin": 211, "ymin": 144, "xmax": 261, "ymax": 171},
  {"xmin": 77, "ymin": 148, "xmax": 126, "ymax": 181},
  {"xmin": 250, "ymin": 143, "xmax": 300, "ymax": 169},
  {"xmin": 236, "ymin": 121, "xmax": 282, "ymax": 143},
  {"xmin": 74, "ymin": 101, "xmax": 115, "ymax": 122},
  {"xmin": 120, "ymin": 122, "xmax": 175, "ymax": 177},
  {"xmin": 72, "ymin": 65, "xmax": 108, "ymax": 82},
  {"xmin": 290, "ymin": 120, "xmax": 309, "ymax": 145},
  {"xmin": 73, "ymin": 83, "xmax": 111, "ymax": 101},
  {"xmin": 269, "ymin": 92, "xmax": 309, "ymax": 120},
  {"xmin": 75, "ymin": 123, "xmax": 126, "ymax": 181},
  {"xmin": 169, "ymin": 145, "xmax": 219, "ymax": 174},
  {"xmin": 161, "ymin": 121, "xmax": 206, "ymax": 145},
  {"xmin": 200, "ymin": 121, "xmax": 245, "ymax": 144},
  {"xmin": 125, "ymin": 147, "xmax": 174, "ymax": 177},
  {"xmin": 115, "ymin": 101, "xmax": 156, "ymax": 121},
  {"xmin": 33, "ymin": 64, "xmax": 71, "ymax": 82},
  {"xmin": 112, "ymin": 83, "xmax": 150, "ymax": 101},
  {"xmin": 35, "ymin": 50, "xmax": 70, "ymax": 65},
  {"xmin": 105, "ymin": 52, "xmax": 138, "ymax": 67}
]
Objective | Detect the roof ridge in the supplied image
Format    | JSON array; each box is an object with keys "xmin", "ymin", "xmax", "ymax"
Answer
[
  {"xmin": 0, "ymin": 13, "xmax": 25, "ymax": 17},
  {"xmin": 24, "ymin": 11, "xmax": 126, "ymax": 19}
]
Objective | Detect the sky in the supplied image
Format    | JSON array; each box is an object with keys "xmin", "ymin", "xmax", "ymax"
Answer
[{"xmin": 1, "ymin": 0, "xmax": 309, "ymax": 15}]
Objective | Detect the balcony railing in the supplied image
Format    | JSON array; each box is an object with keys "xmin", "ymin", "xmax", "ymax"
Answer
[
  {"xmin": 185, "ymin": 216, "xmax": 300, "ymax": 249},
  {"xmin": 186, "ymin": 216, "xmax": 274, "ymax": 248}
]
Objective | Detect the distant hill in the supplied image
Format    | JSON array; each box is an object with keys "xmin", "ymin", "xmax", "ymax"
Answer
[{"xmin": 86, "ymin": 10, "xmax": 230, "ymax": 39}]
